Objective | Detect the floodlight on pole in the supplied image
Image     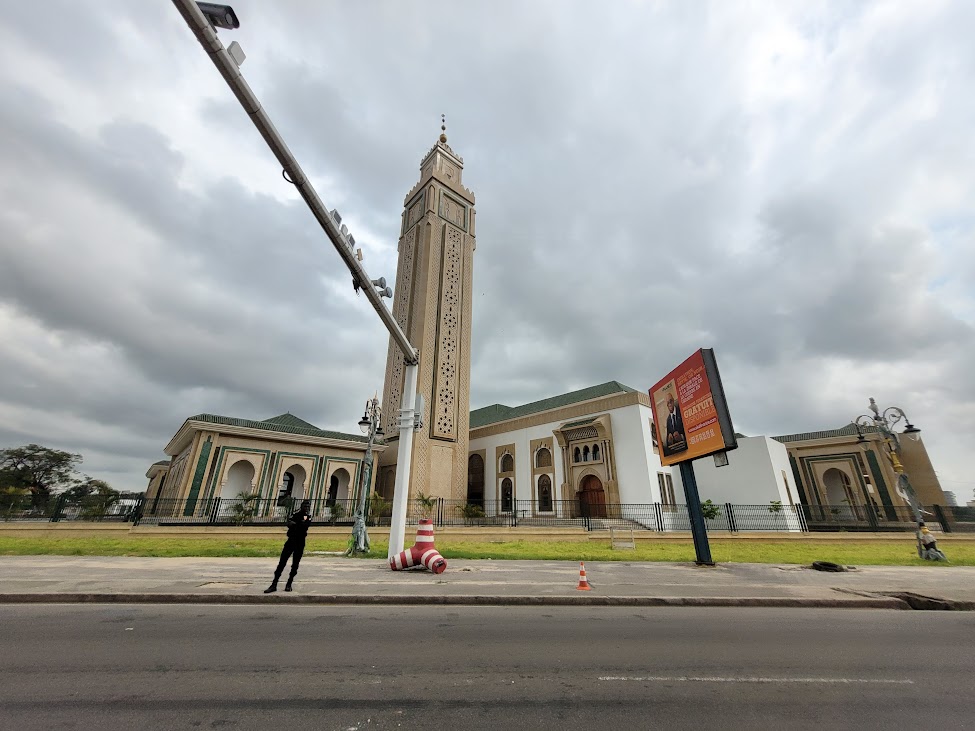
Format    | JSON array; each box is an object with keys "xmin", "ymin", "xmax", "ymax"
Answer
[{"xmin": 195, "ymin": 2, "xmax": 239, "ymax": 30}]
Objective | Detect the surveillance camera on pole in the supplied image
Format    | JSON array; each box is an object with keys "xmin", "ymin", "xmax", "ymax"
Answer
[{"xmin": 195, "ymin": 2, "xmax": 239, "ymax": 30}]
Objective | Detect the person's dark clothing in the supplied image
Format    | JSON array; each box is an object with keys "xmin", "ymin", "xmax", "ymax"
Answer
[
  {"xmin": 286, "ymin": 509, "xmax": 312, "ymax": 540},
  {"xmin": 273, "ymin": 508, "xmax": 311, "ymax": 582}
]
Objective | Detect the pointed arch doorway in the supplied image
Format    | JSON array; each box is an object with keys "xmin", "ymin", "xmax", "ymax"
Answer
[{"xmin": 579, "ymin": 475, "xmax": 607, "ymax": 518}]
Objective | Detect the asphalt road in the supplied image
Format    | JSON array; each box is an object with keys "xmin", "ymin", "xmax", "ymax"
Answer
[{"xmin": 0, "ymin": 605, "xmax": 972, "ymax": 730}]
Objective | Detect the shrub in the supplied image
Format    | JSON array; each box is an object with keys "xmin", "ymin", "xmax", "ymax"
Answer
[
  {"xmin": 228, "ymin": 492, "xmax": 259, "ymax": 526},
  {"xmin": 415, "ymin": 491, "xmax": 438, "ymax": 519},
  {"xmin": 456, "ymin": 503, "xmax": 486, "ymax": 526},
  {"xmin": 700, "ymin": 500, "xmax": 721, "ymax": 521},
  {"xmin": 329, "ymin": 501, "xmax": 346, "ymax": 525}
]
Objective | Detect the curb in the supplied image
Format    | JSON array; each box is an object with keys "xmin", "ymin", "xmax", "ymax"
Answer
[{"xmin": 0, "ymin": 593, "xmax": 916, "ymax": 609}]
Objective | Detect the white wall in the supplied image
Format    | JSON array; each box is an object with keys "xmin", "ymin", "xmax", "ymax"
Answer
[
  {"xmin": 469, "ymin": 421, "xmax": 566, "ymax": 510},
  {"xmin": 690, "ymin": 437, "xmax": 772, "ymax": 504},
  {"xmin": 609, "ymin": 402, "xmax": 668, "ymax": 503},
  {"xmin": 682, "ymin": 436, "xmax": 802, "ymax": 531},
  {"xmin": 469, "ymin": 401, "xmax": 677, "ymax": 509}
]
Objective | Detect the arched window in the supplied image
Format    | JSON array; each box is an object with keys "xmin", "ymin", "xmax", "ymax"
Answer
[
  {"xmin": 501, "ymin": 478, "xmax": 513, "ymax": 512},
  {"xmin": 500, "ymin": 453, "xmax": 513, "ymax": 473},
  {"xmin": 326, "ymin": 474, "xmax": 339, "ymax": 507},
  {"xmin": 583, "ymin": 446, "xmax": 590, "ymax": 462},
  {"xmin": 592, "ymin": 444, "xmax": 600, "ymax": 461},
  {"xmin": 277, "ymin": 471, "xmax": 295, "ymax": 506},
  {"xmin": 535, "ymin": 448, "xmax": 552, "ymax": 469},
  {"xmin": 573, "ymin": 447, "xmax": 581, "ymax": 463},
  {"xmin": 538, "ymin": 475, "xmax": 552, "ymax": 512},
  {"xmin": 467, "ymin": 454, "xmax": 485, "ymax": 508}
]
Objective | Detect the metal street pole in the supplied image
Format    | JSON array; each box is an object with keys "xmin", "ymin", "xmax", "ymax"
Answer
[
  {"xmin": 348, "ymin": 397, "xmax": 380, "ymax": 555},
  {"xmin": 678, "ymin": 461, "xmax": 714, "ymax": 566},
  {"xmin": 855, "ymin": 398, "xmax": 924, "ymax": 552},
  {"xmin": 388, "ymin": 363, "xmax": 419, "ymax": 559},
  {"xmin": 171, "ymin": 1, "xmax": 421, "ymax": 559}
]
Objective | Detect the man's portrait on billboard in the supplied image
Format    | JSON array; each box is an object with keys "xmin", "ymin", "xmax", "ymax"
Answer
[{"xmin": 655, "ymin": 382, "xmax": 687, "ymax": 457}]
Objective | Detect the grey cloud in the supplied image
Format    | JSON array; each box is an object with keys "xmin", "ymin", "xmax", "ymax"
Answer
[{"xmin": 1, "ymin": 0, "xmax": 974, "ymax": 494}]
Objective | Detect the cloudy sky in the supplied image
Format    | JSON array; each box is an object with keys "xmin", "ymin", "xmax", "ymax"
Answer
[{"xmin": 1, "ymin": 0, "xmax": 973, "ymax": 501}]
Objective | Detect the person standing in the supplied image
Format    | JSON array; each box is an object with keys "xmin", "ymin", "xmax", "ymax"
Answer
[{"xmin": 264, "ymin": 499, "xmax": 312, "ymax": 593}]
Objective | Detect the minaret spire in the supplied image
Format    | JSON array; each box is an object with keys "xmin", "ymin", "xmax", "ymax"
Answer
[{"xmin": 440, "ymin": 113, "xmax": 447, "ymax": 144}]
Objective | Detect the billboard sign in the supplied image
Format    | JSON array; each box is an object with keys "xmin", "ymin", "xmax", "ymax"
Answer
[{"xmin": 650, "ymin": 348, "xmax": 737, "ymax": 466}]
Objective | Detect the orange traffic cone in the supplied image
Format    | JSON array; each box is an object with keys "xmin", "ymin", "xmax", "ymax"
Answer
[
  {"xmin": 576, "ymin": 561, "xmax": 592, "ymax": 591},
  {"xmin": 389, "ymin": 519, "xmax": 447, "ymax": 574}
]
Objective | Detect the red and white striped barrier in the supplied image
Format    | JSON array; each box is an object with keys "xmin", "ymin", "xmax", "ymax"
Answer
[{"xmin": 389, "ymin": 518, "xmax": 447, "ymax": 574}]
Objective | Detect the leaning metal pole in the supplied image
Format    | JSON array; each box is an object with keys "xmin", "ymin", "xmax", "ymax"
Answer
[
  {"xmin": 388, "ymin": 363, "xmax": 419, "ymax": 559},
  {"xmin": 348, "ymin": 415, "xmax": 376, "ymax": 555},
  {"xmin": 171, "ymin": 0, "xmax": 418, "ymax": 366},
  {"xmin": 172, "ymin": 1, "xmax": 422, "ymax": 557},
  {"xmin": 857, "ymin": 400, "xmax": 924, "ymax": 554}
]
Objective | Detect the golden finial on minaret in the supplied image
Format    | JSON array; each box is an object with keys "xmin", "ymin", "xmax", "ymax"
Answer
[{"xmin": 439, "ymin": 113, "xmax": 447, "ymax": 143}]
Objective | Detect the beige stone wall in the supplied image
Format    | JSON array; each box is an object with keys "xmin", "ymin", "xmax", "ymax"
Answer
[
  {"xmin": 785, "ymin": 434, "xmax": 912, "ymax": 513},
  {"xmin": 200, "ymin": 432, "xmax": 375, "ymax": 504},
  {"xmin": 150, "ymin": 422, "xmax": 380, "ymax": 518},
  {"xmin": 896, "ymin": 436, "xmax": 947, "ymax": 506}
]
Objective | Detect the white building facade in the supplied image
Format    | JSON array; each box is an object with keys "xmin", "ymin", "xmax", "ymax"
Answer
[{"xmin": 467, "ymin": 382, "xmax": 679, "ymax": 520}]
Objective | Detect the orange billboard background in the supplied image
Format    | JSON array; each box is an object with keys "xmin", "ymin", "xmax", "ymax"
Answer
[{"xmin": 650, "ymin": 349, "xmax": 736, "ymax": 466}]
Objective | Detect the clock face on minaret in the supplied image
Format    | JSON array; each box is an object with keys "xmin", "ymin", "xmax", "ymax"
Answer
[{"xmin": 378, "ymin": 130, "xmax": 477, "ymax": 503}]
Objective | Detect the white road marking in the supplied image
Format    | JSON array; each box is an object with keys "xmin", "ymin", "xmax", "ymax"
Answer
[{"xmin": 598, "ymin": 676, "xmax": 913, "ymax": 684}]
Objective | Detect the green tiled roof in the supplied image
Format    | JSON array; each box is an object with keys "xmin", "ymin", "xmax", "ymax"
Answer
[
  {"xmin": 262, "ymin": 413, "xmax": 321, "ymax": 430},
  {"xmin": 470, "ymin": 381, "xmax": 638, "ymax": 429},
  {"xmin": 772, "ymin": 423, "xmax": 880, "ymax": 444},
  {"xmin": 186, "ymin": 413, "xmax": 369, "ymax": 443}
]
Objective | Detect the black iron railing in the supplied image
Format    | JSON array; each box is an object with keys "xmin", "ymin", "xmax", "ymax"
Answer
[{"xmin": 3, "ymin": 492, "xmax": 971, "ymax": 534}]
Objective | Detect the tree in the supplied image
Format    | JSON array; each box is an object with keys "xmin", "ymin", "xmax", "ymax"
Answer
[
  {"xmin": 78, "ymin": 481, "xmax": 122, "ymax": 520},
  {"xmin": 0, "ymin": 445, "xmax": 82, "ymax": 509},
  {"xmin": 1, "ymin": 486, "xmax": 31, "ymax": 520},
  {"xmin": 62, "ymin": 477, "xmax": 115, "ymax": 503}
]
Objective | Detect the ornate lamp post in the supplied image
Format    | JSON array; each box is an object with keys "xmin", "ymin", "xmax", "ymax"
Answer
[
  {"xmin": 853, "ymin": 398, "xmax": 924, "ymax": 539},
  {"xmin": 348, "ymin": 395, "xmax": 383, "ymax": 555}
]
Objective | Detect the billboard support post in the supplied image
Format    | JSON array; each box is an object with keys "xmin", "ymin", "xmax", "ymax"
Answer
[{"xmin": 678, "ymin": 461, "xmax": 714, "ymax": 565}]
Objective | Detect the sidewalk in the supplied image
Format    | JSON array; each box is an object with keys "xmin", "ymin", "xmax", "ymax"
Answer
[{"xmin": 1, "ymin": 556, "xmax": 973, "ymax": 609}]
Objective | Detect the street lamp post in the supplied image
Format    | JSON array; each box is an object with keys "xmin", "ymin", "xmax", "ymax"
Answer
[
  {"xmin": 172, "ymin": 1, "xmax": 422, "ymax": 560},
  {"xmin": 348, "ymin": 396, "xmax": 382, "ymax": 555},
  {"xmin": 854, "ymin": 398, "xmax": 924, "ymax": 548}
]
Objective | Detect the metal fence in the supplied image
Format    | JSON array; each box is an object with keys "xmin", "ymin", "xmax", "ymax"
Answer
[{"xmin": 3, "ymin": 493, "xmax": 973, "ymax": 533}]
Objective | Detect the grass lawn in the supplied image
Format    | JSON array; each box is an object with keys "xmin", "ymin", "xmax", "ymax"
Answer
[{"xmin": 0, "ymin": 535, "xmax": 972, "ymax": 566}]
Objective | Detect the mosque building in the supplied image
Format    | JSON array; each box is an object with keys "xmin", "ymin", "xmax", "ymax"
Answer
[{"xmin": 145, "ymin": 130, "xmax": 947, "ymax": 529}]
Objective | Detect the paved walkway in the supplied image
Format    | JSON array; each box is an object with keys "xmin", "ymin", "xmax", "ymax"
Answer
[{"xmin": 1, "ymin": 556, "xmax": 973, "ymax": 609}]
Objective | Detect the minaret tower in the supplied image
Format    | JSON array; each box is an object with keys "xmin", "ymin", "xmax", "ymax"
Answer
[{"xmin": 378, "ymin": 118, "xmax": 477, "ymax": 500}]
